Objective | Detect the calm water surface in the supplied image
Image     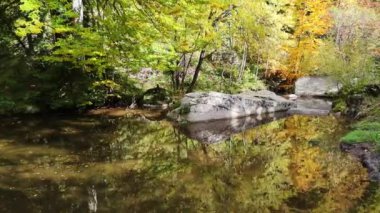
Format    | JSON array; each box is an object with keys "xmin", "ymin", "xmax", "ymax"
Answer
[{"xmin": 0, "ymin": 112, "xmax": 375, "ymax": 212}]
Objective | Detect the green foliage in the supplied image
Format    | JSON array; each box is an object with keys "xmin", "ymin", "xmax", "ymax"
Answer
[
  {"xmin": 302, "ymin": 1, "xmax": 380, "ymax": 95},
  {"xmin": 44, "ymin": 29, "xmax": 108, "ymax": 73},
  {"xmin": 362, "ymin": 97, "xmax": 380, "ymax": 122},
  {"xmin": 196, "ymin": 64, "xmax": 266, "ymax": 93},
  {"xmin": 230, "ymin": 72, "xmax": 266, "ymax": 93},
  {"xmin": 353, "ymin": 121, "xmax": 380, "ymax": 131},
  {"xmin": 0, "ymin": 96, "xmax": 16, "ymax": 114},
  {"xmin": 314, "ymin": 40, "xmax": 379, "ymax": 95},
  {"xmin": 14, "ymin": 0, "xmax": 43, "ymax": 37},
  {"xmin": 333, "ymin": 98, "xmax": 348, "ymax": 113},
  {"xmin": 1, "ymin": 0, "xmax": 378, "ymax": 114},
  {"xmin": 0, "ymin": 0, "xmax": 149, "ymax": 113},
  {"xmin": 0, "ymin": 55, "xmax": 41, "ymax": 113}
]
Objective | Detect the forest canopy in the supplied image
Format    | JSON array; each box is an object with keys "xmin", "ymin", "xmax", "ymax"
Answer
[{"xmin": 0, "ymin": 0, "xmax": 379, "ymax": 113}]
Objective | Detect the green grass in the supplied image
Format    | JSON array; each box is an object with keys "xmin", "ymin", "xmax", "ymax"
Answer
[
  {"xmin": 341, "ymin": 130, "xmax": 380, "ymax": 144},
  {"xmin": 353, "ymin": 121, "xmax": 380, "ymax": 131},
  {"xmin": 341, "ymin": 96, "xmax": 380, "ymax": 145}
]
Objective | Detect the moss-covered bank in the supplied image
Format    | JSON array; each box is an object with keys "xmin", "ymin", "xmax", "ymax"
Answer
[{"xmin": 341, "ymin": 96, "xmax": 380, "ymax": 146}]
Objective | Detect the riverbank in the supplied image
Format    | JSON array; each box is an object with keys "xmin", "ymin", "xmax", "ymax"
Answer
[
  {"xmin": 340, "ymin": 96, "xmax": 380, "ymax": 182},
  {"xmin": 87, "ymin": 107, "xmax": 168, "ymax": 120}
]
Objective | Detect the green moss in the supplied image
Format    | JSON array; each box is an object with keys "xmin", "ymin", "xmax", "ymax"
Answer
[
  {"xmin": 341, "ymin": 107, "xmax": 380, "ymax": 144},
  {"xmin": 353, "ymin": 121, "xmax": 380, "ymax": 131},
  {"xmin": 341, "ymin": 130, "xmax": 380, "ymax": 144}
]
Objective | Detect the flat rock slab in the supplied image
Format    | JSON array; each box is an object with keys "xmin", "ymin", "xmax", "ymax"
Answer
[
  {"xmin": 295, "ymin": 76, "xmax": 341, "ymax": 97},
  {"xmin": 168, "ymin": 90, "xmax": 295, "ymax": 122}
]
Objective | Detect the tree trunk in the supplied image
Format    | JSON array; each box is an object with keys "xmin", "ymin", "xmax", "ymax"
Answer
[
  {"xmin": 187, "ymin": 50, "xmax": 206, "ymax": 93},
  {"xmin": 180, "ymin": 52, "xmax": 194, "ymax": 91},
  {"xmin": 172, "ymin": 54, "xmax": 186, "ymax": 90},
  {"xmin": 73, "ymin": 0, "xmax": 84, "ymax": 23},
  {"xmin": 238, "ymin": 41, "xmax": 248, "ymax": 81},
  {"xmin": 171, "ymin": 71, "xmax": 176, "ymax": 90}
]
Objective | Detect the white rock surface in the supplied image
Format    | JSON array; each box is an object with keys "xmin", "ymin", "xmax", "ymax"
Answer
[
  {"xmin": 295, "ymin": 76, "xmax": 341, "ymax": 97},
  {"xmin": 168, "ymin": 90, "xmax": 295, "ymax": 122}
]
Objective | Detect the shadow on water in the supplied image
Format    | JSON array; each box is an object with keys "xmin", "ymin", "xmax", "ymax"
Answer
[{"xmin": 0, "ymin": 111, "xmax": 372, "ymax": 212}]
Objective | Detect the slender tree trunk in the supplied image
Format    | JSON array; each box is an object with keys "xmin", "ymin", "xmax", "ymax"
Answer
[
  {"xmin": 73, "ymin": 0, "xmax": 84, "ymax": 23},
  {"xmin": 187, "ymin": 50, "xmax": 206, "ymax": 93},
  {"xmin": 238, "ymin": 41, "xmax": 248, "ymax": 81},
  {"xmin": 172, "ymin": 54, "xmax": 185, "ymax": 90},
  {"xmin": 171, "ymin": 71, "xmax": 176, "ymax": 90},
  {"xmin": 180, "ymin": 52, "xmax": 194, "ymax": 91},
  {"xmin": 255, "ymin": 55, "xmax": 260, "ymax": 76},
  {"xmin": 26, "ymin": 34, "xmax": 34, "ymax": 56},
  {"xmin": 175, "ymin": 71, "xmax": 180, "ymax": 90},
  {"xmin": 265, "ymin": 55, "xmax": 270, "ymax": 75}
]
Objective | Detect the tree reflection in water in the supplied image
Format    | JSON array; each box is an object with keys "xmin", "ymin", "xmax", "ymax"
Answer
[{"xmin": 0, "ymin": 114, "xmax": 369, "ymax": 212}]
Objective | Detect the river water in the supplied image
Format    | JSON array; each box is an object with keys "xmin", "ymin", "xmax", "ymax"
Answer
[{"xmin": 0, "ymin": 111, "xmax": 377, "ymax": 212}]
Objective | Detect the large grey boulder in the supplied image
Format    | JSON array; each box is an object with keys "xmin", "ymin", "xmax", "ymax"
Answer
[
  {"xmin": 168, "ymin": 90, "xmax": 295, "ymax": 123},
  {"xmin": 295, "ymin": 76, "xmax": 341, "ymax": 97}
]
